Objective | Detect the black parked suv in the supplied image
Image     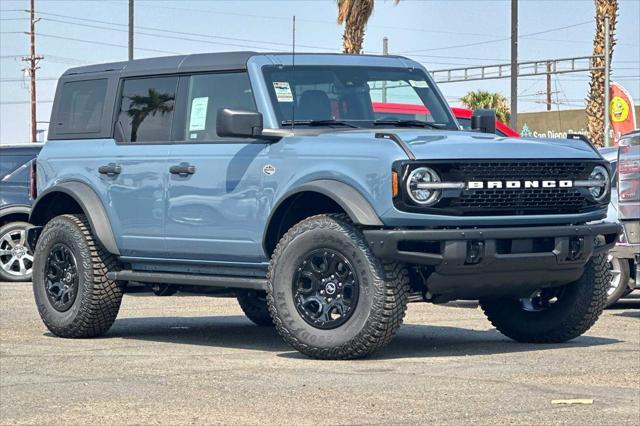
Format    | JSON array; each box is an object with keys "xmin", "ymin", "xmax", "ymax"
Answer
[{"xmin": 0, "ymin": 143, "xmax": 42, "ymax": 282}]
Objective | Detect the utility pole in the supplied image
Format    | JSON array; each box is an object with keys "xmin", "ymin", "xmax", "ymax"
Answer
[
  {"xmin": 21, "ymin": 0, "xmax": 43, "ymax": 143},
  {"xmin": 382, "ymin": 37, "xmax": 388, "ymax": 103},
  {"xmin": 603, "ymin": 15, "xmax": 611, "ymax": 147},
  {"xmin": 546, "ymin": 61, "xmax": 552, "ymax": 111},
  {"xmin": 128, "ymin": 0, "xmax": 134, "ymax": 61},
  {"xmin": 510, "ymin": 0, "xmax": 518, "ymax": 130}
]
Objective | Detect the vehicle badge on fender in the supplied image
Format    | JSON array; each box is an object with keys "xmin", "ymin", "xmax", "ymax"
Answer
[{"xmin": 263, "ymin": 164, "xmax": 276, "ymax": 176}]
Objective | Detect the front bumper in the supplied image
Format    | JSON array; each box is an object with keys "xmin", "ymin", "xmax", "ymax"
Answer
[{"xmin": 363, "ymin": 222, "xmax": 621, "ymax": 301}]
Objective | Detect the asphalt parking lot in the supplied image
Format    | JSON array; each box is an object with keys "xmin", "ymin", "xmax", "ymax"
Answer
[{"xmin": 1, "ymin": 281, "xmax": 638, "ymax": 425}]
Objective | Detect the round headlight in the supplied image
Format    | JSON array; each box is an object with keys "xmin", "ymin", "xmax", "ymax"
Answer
[
  {"xmin": 406, "ymin": 167, "xmax": 441, "ymax": 205},
  {"xmin": 589, "ymin": 165, "xmax": 610, "ymax": 202}
]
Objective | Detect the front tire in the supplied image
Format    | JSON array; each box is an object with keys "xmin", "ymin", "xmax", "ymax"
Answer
[
  {"xmin": 480, "ymin": 254, "xmax": 609, "ymax": 343},
  {"xmin": 32, "ymin": 214, "xmax": 123, "ymax": 338},
  {"xmin": 267, "ymin": 214, "xmax": 409, "ymax": 360}
]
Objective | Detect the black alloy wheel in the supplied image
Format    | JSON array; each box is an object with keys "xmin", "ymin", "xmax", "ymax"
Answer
[
  {"xmin": 293, "ymin": 249, "xmax": 359, "ymax": 330},
  {"xmin": 44, "ymin": 243, "xmax": 79, "ymax": 312}
]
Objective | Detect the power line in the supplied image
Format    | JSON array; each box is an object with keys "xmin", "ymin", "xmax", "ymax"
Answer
[
  {"xmin": 34, "ymin": 11, "xmax": 337, "ymax": 51},
  {"xmin": 35, "ymin": 32, "xmax": 181, "ymax": 54},
  {"xmin": 402, "ymin": 20, "xmax": 593, "ymax": 53}
]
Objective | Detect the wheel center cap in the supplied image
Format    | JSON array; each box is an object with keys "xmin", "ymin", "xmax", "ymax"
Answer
[
  {"xmin": 65, "ymin": 272, "xmax": 72, "ymax": 282},
  {"xmin": 325, "ymin": 282, "xmax": 336, "ymax": 295}
]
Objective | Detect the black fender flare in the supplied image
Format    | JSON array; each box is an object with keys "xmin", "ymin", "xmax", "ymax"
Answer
[
  {"xmin": 263, "ymin": 179, "xmax": 383, "ymax": 253},
  {"xmin": 275, "ymin": 180, "xmax": 383, "ymax": 226},
  {"xmin": 30, "ymin": 182, "xmax": 120, "ymax": 255}
]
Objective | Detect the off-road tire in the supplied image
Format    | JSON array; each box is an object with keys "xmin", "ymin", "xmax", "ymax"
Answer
[
  {"xmin": 480, "ymin": 253, "xmax": 609, "ymax": 343},
  {"xmin": 32, "ymin": 214, "xmax": 122, "ymax": 337},
  {"xmin": 266, "ymin": 214, "xmax": 409, "ymax": 360},
  {"xmin": 237, "ymin": 290, "xmax": 274, "ymax": 326}
]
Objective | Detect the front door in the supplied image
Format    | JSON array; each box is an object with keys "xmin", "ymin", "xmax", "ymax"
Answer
[{"xmin": 166, "ymin": 72, "xmax": 269, "ymax": 262}]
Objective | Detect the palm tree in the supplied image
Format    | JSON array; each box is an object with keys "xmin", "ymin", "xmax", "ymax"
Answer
[
  {"xmin": 586, "ymin": 0, "xmax": 618, "ymax": 147},
  {"xmin": 126, "ymin": 89, "xmax": 175, "ymax": 142},
  {"xmin": 336, "ymin": 0, "xmax": 399, "ymax": 54},
  {"xmin": 460, "ymin": 90, "xmax": 511, "ymax": 124}
]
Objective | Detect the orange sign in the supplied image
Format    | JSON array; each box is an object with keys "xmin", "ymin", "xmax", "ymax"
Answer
[{"xmin": 609, "ymin": 81, "xmax": 637, "ymax": 145}]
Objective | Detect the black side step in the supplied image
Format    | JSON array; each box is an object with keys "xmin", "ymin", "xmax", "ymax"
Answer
[{"xmin": 106, "ymin": 270, "xmax": 266, "ymax": 291}]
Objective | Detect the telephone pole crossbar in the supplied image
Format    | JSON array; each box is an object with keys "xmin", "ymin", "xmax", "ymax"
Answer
[{"xmin": 430, "ymin": 56, "xmax": 604, "ymax": 84}]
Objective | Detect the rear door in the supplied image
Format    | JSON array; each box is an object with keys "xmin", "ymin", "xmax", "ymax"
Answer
[
  {"xmin": 107, "ymin": 76, "xmax": 178, "ymax": 257},
  {"xmin": 166, "ymin": 71, "xmax": 269, "ymax": 262}
]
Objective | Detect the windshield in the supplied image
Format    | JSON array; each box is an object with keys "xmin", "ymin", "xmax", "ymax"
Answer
[{"xmin": 262, "ymin": 65, "xmax": 458, "ymax": 130}]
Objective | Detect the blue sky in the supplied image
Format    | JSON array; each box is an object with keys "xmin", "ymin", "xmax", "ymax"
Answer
[{"xmin": 1, "ymin": 0, "xmax": 639, "ymax": 143}]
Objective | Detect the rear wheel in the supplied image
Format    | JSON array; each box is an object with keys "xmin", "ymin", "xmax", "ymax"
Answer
[
  {"xmin": 32, "ymin": 214, "xmax": 122, "ymax": 338},
  {"xmin": 267, "ymin": 214, "xmax": 409, "ymax": 359},
  {"xmin": 480, "ymin": 254, "xmax": 608, "ymax": 343},
  {"xmin": 237, "ymin": 290, "xmax": 273, "ymax": 326},
  {"xmin": 0, "ymin": 221, "xmax": 34, "ymax": 282}
]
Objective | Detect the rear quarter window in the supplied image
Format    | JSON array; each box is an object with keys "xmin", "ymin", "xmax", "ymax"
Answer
[{"xmin": 55, "ymin": 79, "xmax": 108, "ymax": 134}]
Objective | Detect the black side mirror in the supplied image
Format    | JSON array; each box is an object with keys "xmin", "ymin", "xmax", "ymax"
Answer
[
  {"xmin": 217, "ymin": 108, "xmax": 264, "ymax": 138},
  {"xmin": 471, "ymin": 109, "xmax": 497, "ymax": 134}
]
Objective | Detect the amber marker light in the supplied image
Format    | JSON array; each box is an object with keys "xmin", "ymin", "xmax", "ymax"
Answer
[{"xmin": 392, "ymin": 171, "xmax": 399, "ymax": 198}]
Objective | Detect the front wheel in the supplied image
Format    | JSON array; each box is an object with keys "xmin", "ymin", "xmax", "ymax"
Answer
[
  {"xmin": 32, "ymin": 214, "xmax": 123, "ymax": 338},
  {"xmin": 480, "ymin": 254, "xmax": 609, "ymax": 343},
  {"xmin": 267, "ymin": 214, "xmax": 409, "ymax": 360}
]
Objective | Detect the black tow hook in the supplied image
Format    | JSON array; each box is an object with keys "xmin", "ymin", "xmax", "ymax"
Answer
[{"xmin": 466, "ymin": 240, "xmax": 485, "ymax": 265}]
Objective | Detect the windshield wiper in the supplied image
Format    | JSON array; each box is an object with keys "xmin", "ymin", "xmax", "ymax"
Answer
[
  {"xmin": 281, "ymin": 119, "xmax": 359, "ymax": 128},
  {"xmin": 373, "ymin": 119, "xmax": 442, "ymax": 129}
]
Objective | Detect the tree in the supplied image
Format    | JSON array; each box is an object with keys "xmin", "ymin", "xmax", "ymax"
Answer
[
  {"xmin": 586, "ymin": 0, "xmax": 618, "ymax": 147},
  {"xmin": 126, "ymin": 89, "xmax": 175, "ymax": 142},
  {"xmin": 460, "ymin": 90, "xmax": 511, "ymax": 124},
  {"xmin": 336, "ymin": 0, "xmax": 399, "ymax": 54}
]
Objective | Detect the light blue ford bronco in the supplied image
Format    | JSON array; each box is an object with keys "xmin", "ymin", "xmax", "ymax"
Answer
[{"xmin": 27, "ymin": 52, "xmax": 620, "ymax": 359}]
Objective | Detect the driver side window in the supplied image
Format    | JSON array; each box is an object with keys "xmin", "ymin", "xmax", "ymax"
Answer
[{"xmin": 182, "ymin": 72, "xmax": 256, "ymax": 142}]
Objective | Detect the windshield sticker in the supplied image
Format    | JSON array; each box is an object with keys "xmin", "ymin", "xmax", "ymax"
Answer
[
  {"xmin": 409, "ymin": 80, "xmax": 429, "ymax": 88},
  {"xmin": 273, "ymin": 82, "xmax": 294, "ymax": 103},
  {"xmin": 189, "ymin": 97, "xmax": 209, "ymax": 131}
]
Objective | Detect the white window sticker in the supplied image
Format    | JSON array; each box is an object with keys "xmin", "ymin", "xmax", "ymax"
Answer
[
  {"xmin": 409, "ymin": 80, "xmax": 429, "ymax": 88},
  {"xmin": 189, "ymin": 97, "xmax": 209, "ymax": 131},
  {"xmin": 273, "ymin": 82, "xmax": 293, "ymax": 103}
]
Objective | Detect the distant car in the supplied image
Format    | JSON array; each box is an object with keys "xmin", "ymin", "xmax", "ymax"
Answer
[
  {"xmin": 600, "ymin": 145, "xmax": 638, "ymax": 307},
  {"xmin": 371, "ymin": 103, "xmax": 520, "ymax": 137},
  {"xmin": 0, "ymin": 143, "xmax": 42, "ymax": 282}
]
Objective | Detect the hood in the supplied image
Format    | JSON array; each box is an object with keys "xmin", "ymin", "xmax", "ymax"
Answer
[{"xmin": 310, "ymin": 129, "xmax": 602, "ymax": 160}]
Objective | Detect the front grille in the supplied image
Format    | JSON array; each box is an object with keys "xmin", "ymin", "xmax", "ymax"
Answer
[
  {"xmin": 450, "ymin": 188, "xmax": 588, "ymax": 215},
  {"xmin": 453, "ymin": 161, "xmax": 591, "ymax": 180},
  {"xmin": 395, "ymin": 160, "xmax": 609, "ymax": 216}
]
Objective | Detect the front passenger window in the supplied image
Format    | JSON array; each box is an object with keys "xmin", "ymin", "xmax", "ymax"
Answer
[{"xmin": 183, "ymin": 72, "xmax": 256, "ymax": 142}]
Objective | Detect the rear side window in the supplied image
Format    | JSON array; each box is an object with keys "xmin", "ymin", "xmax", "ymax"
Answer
[
  {"xmin": 56, "ymin": 79, "xmax": 108, "ymax": 134},
  {"xmin": 116, "ymin": 76, "xmax": 178, "ymax": 143},
  {"xmin": 182, "ymin": 72, "xmax": 255, "ymax": 142}
]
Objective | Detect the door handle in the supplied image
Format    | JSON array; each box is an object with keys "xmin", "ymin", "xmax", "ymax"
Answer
[
  {"xmin": 170, "ymin": 163, "xmax": 196, "ymax": 176},
  {"xmin": 98, "ymin": 163, "xmax": 122, "ymax": 176}
]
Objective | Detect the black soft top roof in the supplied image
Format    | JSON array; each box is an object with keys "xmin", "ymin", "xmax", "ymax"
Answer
[{"xmin": 62, "ymin": 51, "xmax": 259, "ymax": 78}]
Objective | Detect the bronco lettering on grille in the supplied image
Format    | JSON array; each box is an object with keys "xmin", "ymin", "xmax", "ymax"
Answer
[{"xmin": 467, "ymin": 180, "xmax": 574, "ymax": 189}]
